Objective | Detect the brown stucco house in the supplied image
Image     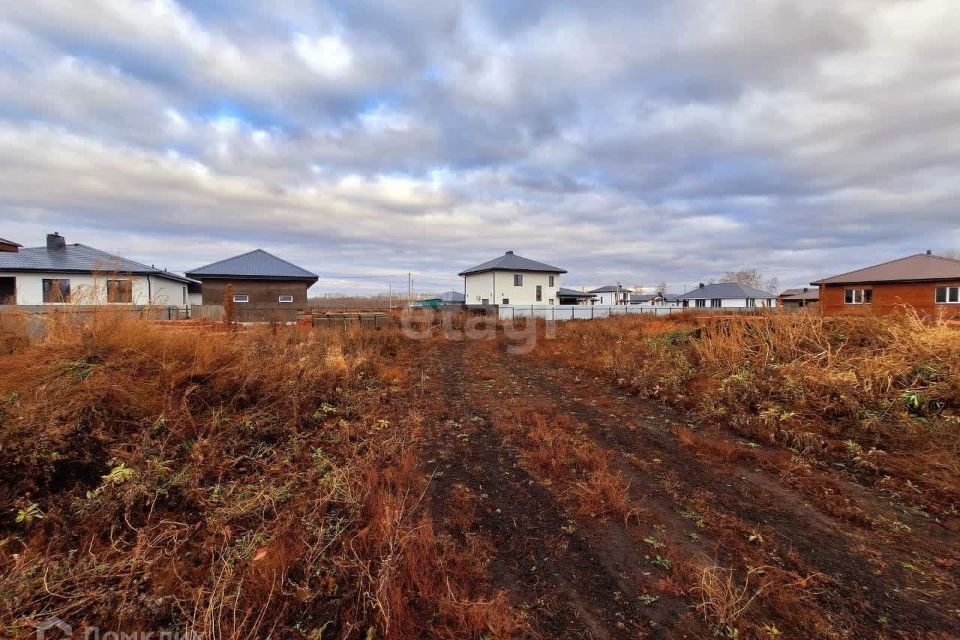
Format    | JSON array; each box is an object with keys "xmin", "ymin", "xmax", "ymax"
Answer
[
  {"xmin": 186, "ymin": 249, "xmax": 318, "ymax": 320},
  {"xmin": 812, "ymin": 251, "xmax": 960, "ymax": 318}
]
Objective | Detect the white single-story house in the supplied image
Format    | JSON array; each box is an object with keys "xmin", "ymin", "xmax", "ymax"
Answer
[
  {"xmin": 0, "ymin": 233, "xmax": 192, "ymax": 306},
  {"xmin": 458, "ymin": 251, "xmax": 565, "ymax": 306},
  {"xmin": 676, "ymin": 282, "xmax": 778, "ymax": 309},
  {"xmin": 589, "ymin": 285, "xmax": 632, "ymax": 305}
]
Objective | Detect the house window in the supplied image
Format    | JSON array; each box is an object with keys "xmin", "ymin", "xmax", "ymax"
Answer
[
  {"xmin": 548, "ymin": 299, "xmax": 554, "ymax": 305},
  {"xmin": 844, "ymin": 289, "xmax": 872, "ymax": 304},
  {"xmin": 42, "ymin": 278, "xmax": 71, "ymax": 303},
  {"xmin": 278, "ymin": 295, "xmax": 294, "ymax": 303},
  {"xmin": 710, "ymin": 299, "xmax": 722, "ymax": 308},
  {"xmin": 502, "ymin": 298, "xmax": 509, "ymax": 305},
  {"xmin": 481, "ymin": 298, "xmax": 489, "ymax": 305},
  {"xmin": 233, "ymin": 294, "xmax": 249, "ymax": 303},
  {"xmin": 513, "ymin": 274, "xmax": 523, "ymax": 286},
  {"xmin": 695, "ymin": 299, "xmax": 706, "ymax": 308},
  {"xmin": 549, "ymin": 275, "xmax": 555, "ymax": 287},
  {"xmin": 935, "ymin": 286, "xmax": 960, "ymax": 303},
  {"xmin": 106, "ymin": 279, "xmax": 133, "ymax": 303},
  {"xmin": 746, "ymin": 298, "xmax": 756, "ymax": 307},
  {"xmin": 536, "ymin": 285, "xmax": 542, "ymax": 301}
]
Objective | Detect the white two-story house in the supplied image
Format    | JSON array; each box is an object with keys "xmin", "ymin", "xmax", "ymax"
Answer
[{"xmin": 458, "ymin": 251, "xmax": 565, "ymax": 306}]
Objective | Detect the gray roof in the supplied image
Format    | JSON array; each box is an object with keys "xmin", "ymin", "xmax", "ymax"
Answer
[
  {"xmin": 678, "ymin": 282, "xmax": 777, "ymax": 300},
  {"xmin": 663, "ymin": 293, "xmax": 682, "ymax": 302},
  {"xmin": 558, "ymin": 287, "xmax": 596, "ymax": 298},
  {"xmin": 440, "ymin": 290, "xmax": 465, "ymax": 303},
  {"xmin": 0, "ymin": 243, "xmax": 190, "ymax": 283},
  {"xmin": 186, "ymin": 249, "xmax": 318, "ymax": 281},
  {"xmin": 458, "ymin": 251, "xmax": 566, "ymax": 276},
  {"xmin": 629, "ymin": 293, "xmax": 658, "ymax": 302},
  {"xmin": 811, "ymin": 253, "xmax": 960, "ymax": 285},
  {"xmin": 589, "ymin": 285, "xmax": 634, "ymax": 293}
]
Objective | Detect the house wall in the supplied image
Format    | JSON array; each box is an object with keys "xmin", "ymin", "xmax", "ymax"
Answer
[
  {"xmin": 592, "ymin": 291, "xmax": 631, "ymax": 305},
  {"xmin": 199, "ymin": 278, "xmax": 310, "ymax": 308},
  {"xmin": 464, "ymin": 270, "xmax": 560, "ymax": 305},
  {"xmin": 3, "ymin": 272, "xmax": 187, "ymax": 306},
  {"xmin": 820, "ymin": 282, "xmax": 960, "ymax": 317},
  {"xmin": 682, "ymin": 297, "xmax": 777, "ymax": 309}
]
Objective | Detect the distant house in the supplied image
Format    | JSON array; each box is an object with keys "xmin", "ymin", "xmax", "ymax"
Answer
[
  {"xmin": 779, "ymin": 287, "xmax": 819, "ymax": 309},
  {"xmin": 0, "ymin": 233, "xmax": 191, "ymax": 306},
  {"xmin": 458, "ymin": 251, "xmax": 565, "ymax": 306},
  {"xmin": 557, "ymin": 287, "xmax": 597, "ymax": 305},
  {"xmin": 677, "ymin": 282, "xmax": 778, "ymax": 309},
  {"xmin": 812, "ymin": 251, "xmax": 960, "ymax": 317},
  {"xmin": 186, "ymin": 249, "xmax": 318, "ymax": 318},
  {"xmin": 629, "ymin": 293, "xmax": 682, "ymax": 307},
  {"xmin": 589, "ymin": 285, "xmax": 632, "ymax": 305}
]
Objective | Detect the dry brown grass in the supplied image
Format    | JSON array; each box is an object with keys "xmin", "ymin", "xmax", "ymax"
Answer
[
  {"xmin": 0, "ymin": 310, "xmax": 516, "ymax": 639},
  {"xmin": 544, "ymin": 311, "xmax": 960, "ymax": 516}
]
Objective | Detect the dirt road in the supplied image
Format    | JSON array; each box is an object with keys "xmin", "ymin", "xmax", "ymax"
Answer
[{"xmin": 419, "ymin": 335, "xmax": 960, "ymax": 639}]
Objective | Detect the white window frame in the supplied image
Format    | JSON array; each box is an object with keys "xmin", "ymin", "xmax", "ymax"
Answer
[
  {"xmin": 745, "ymin": 298, "xmax": 756, "ymax": 307},
  {"xmin": 535, "ymin": 285, "xmax": 542, "ymax": 301},
  {"xmin": 233, "ymin": 294, "xmax": 249, "ymax": 303},
  {"xmin": 935, "ymin": 286, "xmax": 960, "ymax": 304},
  {"xmin": 710, "ymin": 298, "xmax": 722, "ymax": 308},
  {"xmin": 549, "ymin": 275, "xmax": 555, "ymax": 287},
  {"xmin": 844, "ymin": 288, "xmax": 872, "ymax": 304},
  {"xmin": 513, "ymin": 274, "xmax": 523, "ymax": 286},
  {"xmin": 695, "ymin": 299, "xmax": 706, "ymax": 308},
  {"xmin": 278, "ymin": 295, "xmax": 294, "ymax": 303}
]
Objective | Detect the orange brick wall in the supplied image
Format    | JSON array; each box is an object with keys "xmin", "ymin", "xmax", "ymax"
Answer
[{"xmin": 820, "ymin": 282, "xmax": 960, "ymax": 318}]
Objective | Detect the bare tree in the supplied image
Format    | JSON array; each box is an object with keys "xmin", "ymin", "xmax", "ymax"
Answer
[
  {"xmin": 656, "ymin": 280, "xmax": 668, "ymax": 295},
  {"xmin": 719, "ymin": 268, "xmax": 779, "ymax": 293}
]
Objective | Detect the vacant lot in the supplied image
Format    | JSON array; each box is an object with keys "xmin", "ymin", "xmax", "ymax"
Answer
[{"xmin": 1, "ymin": 310, "xmax": 958, "ymax": 639}]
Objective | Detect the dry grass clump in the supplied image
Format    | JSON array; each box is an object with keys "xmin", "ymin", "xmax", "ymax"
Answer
[
  {"xmin": 547, "ymin": 311, "xmax": 960, "ymax": 514},
  {"xmin": 494, "ymin": 407, "xmax": 636, "ymax": 524},
  {"xmin": 0, "ymin": 310, "xmax": 514, "ymax": 638}
]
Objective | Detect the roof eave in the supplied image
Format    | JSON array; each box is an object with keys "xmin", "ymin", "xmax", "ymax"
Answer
[
  {"xmin": 813, "ymin": 277, "xmax": 960, "ymax": 286},
  {"xmin": 458, "ymin": 267, "xmax": 567, "ymax": 276}
]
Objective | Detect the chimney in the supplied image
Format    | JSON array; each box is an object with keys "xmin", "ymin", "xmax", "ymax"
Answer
[
  {"xmin": 505, "ymin": 250, "xmax": 514, "ymax": 255},
  {"xmin": 926, "ymin": 249, "xmax": 932, "ymax": 255},
  {"xmin": 803, "ymin": 287, "xmax": 808, "ymax": 292},
  {"xmin": 698, "ymin": 282, "xmax": 705, "ymax": 288},
  {"xmin": 46, "ymin": 232, "xmax": 66, "ymax": 251}
]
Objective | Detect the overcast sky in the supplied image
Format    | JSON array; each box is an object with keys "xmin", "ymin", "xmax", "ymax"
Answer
[{"xmin": 1, "ymin": 0, "xmax": 959, "ymax": 294}]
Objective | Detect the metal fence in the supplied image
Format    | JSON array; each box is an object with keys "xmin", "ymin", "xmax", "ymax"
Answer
[{"xmin": 497, "ymin": 305, "xmax": 770, "ymax": 321}]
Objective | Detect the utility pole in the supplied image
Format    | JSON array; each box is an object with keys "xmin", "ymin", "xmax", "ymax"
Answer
[
  {"xmin": 388, "ymin": 283, "xmax": 393, "ymax": 309},
  {"xmin": 407, "ymin": 272, "xmax": 412, "ymax": 307}
]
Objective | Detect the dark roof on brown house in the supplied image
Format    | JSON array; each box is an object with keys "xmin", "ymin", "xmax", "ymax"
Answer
[
  {"xmin": 186, "ymin": 249, "xmax": 318, "ymax": 283},
  {"xmin": 811, "ymin": 253, "xmax": 960, "ymax": 286},
  {"xmin": 779, "ymin": 288, "xmax": 819, "ymax": 301}
]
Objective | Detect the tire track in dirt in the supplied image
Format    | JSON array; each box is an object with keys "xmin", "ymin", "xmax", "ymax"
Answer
[
  {"xmin": 421, "ymin": 340, "xmax": 681, "ymax": 639},
  {"xmin": 497, "ymin": 340, "xmax": 960, "ymax": 636}
]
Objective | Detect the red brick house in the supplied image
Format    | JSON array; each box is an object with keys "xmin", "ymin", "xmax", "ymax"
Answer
[{"xmin": 812, "ymin": 251, "xmax": 960, "ymax": 318}]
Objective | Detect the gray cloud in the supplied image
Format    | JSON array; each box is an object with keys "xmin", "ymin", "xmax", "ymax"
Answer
[{"xmin": 0, "ymin": 0, "xmax": 958, "ymax": 294}]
